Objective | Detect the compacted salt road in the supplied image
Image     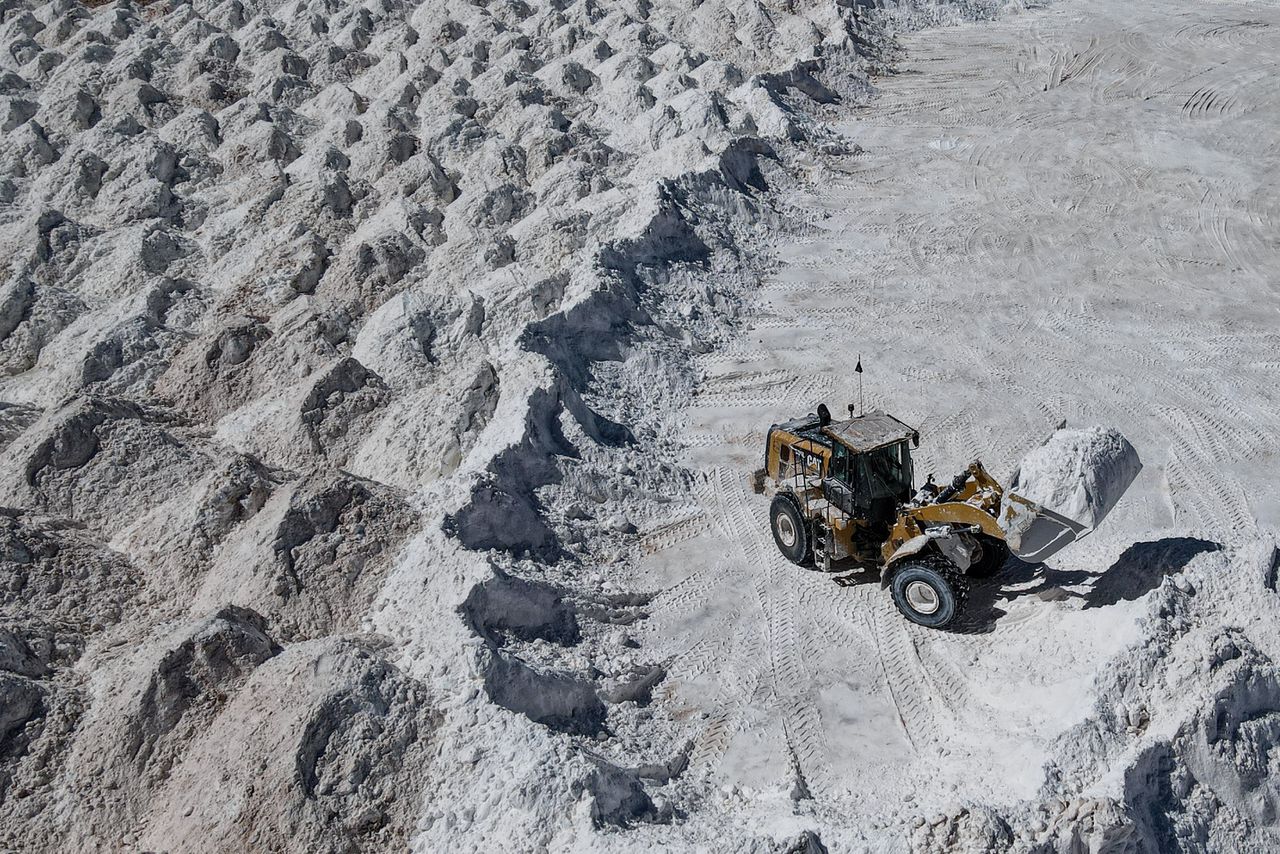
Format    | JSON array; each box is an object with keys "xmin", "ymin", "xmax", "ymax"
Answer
[{"xmin": 636, "ymin": 0, "xmax": 1280, "ymax": 829}]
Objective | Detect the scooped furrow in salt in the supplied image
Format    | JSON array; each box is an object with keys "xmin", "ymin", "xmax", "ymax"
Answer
[{"xmin": 1009, "ymin": 425, "xmax": 1143, "ymax": 530}]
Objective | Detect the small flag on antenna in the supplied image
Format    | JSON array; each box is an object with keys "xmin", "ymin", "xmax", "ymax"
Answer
[{"xmin": 856, "ymin": 356, "xmax": 864, "ymax": 415}]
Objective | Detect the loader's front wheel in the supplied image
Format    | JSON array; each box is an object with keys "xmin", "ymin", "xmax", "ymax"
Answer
[
  {"xmin": 889, "ymin": 556, "xmax": 969, "ymax": 629},
  {"xmin": 769, "ymin": 494, "xmax": 810, "ymax": 565}
]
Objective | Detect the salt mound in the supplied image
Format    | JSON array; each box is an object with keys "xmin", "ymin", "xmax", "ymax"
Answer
[{"xmin": 1009, "ymin": 426, "xmax": 1142, "ymax": 529}]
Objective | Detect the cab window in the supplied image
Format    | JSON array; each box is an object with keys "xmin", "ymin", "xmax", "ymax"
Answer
[
  {"xmin": 828, "ymin": 442, "xmax": 850, "ymax": 484},
  {"xmin": 862, "ymin": 441, "xmax": 912, "ymax": 499}
]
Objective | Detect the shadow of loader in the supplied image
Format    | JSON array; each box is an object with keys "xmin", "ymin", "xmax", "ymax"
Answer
[{"xmin": 950, "ymin": 536, "xmax": 1222, "ymax": 633}]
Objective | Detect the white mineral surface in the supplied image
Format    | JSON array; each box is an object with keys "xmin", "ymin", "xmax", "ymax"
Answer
[
  {"xmin": 1, "ymin": 0, "xmax": 1278, "ymax": 851},
  {"xmin": 1010, "ymin": 425, "xmax": 1143, "ymax": 528}
]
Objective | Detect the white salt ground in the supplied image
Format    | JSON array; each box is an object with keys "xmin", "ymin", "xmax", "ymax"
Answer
[{"xmin": 1, "ymin": 0, "xmax": 1278, "ymax": 851}]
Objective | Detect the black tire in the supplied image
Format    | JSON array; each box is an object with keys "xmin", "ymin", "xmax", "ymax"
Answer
[
  {"xmin": 889, "ymin": 554, "xmax": 970, "ymax": 629},
  {"xmin": 769, "ymin": 494, "xmax": 810, "ymax": 565},
  {"xmin": 967, "ymin": 537, "xmax": 1010, "ymax": 579}
]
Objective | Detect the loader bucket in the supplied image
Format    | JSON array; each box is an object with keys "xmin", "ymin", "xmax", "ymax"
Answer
[
  {"xmin": 999, "ymin": 495, "xmax": 1090, "ymax": 563},
  {"xmin": 999, "ymin": 426, "xmax": 1142, "ymax": 563}
]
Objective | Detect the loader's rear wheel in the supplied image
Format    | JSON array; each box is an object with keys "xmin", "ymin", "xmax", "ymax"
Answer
[
  {"xmin": 967, "ymin": 537, "xmax": 1010, "ymax": 579},
  {"xmin": 769, "ymin": 494, "xmax": 810, "ymax": 565},
  {"xmin": 889, "ymin": 555, "xmax": 969, "ymax": 629}
]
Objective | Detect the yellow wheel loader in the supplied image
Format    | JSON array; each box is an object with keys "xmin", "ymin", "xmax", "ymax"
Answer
[{"xmin": 759, "ymin": 405, "xmax": 1139, "ymax": 628}]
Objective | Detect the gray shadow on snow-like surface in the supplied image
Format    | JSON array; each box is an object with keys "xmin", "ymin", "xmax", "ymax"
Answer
[
  {"xmin": 461, "ymin": 569, "xmax": 582, "ymax": 647},
  {"xmin": 828, "ymin": 536, "xmax": 1221, "ymax": 633},
  {"xmin": 945, "ymin": 536, "xmax": 1220, "ymax": 632},
  {"xmin": 458, "ymin": 568, "xmax": 606, "ymax": 736},
  {"xmin": 1081, "ymin": 537, "xmax": 1222, "ymax": 608},
  {"xmin": 482, "ymin": 650, "xmax": 607, "ymax": 737},
  {"xmin": 950, "ymin": 579, "xmax": 1009, "ymax": 635}
]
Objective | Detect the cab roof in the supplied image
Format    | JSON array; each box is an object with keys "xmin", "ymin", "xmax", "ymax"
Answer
[{"xmin": 820, "ymin": 411, "xmax": 918, "ymax": 453}]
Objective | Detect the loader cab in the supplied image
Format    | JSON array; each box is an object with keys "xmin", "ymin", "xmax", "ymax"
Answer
[
  {"xmin": 763, "ymin": 408, "xmax": 919, "ymax": 528},
  {"xmin": 764, "ymin": 408, "xmax": 920, "ymax": 570},
  {"xmin": 825, "ymin": 437, "xmax": 914, "ymax": 527}
]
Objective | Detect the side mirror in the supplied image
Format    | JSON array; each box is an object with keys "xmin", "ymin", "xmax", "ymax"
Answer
[{"xmin": 912, "ymin": 432, "xmax": 920, "ymax": 448}]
